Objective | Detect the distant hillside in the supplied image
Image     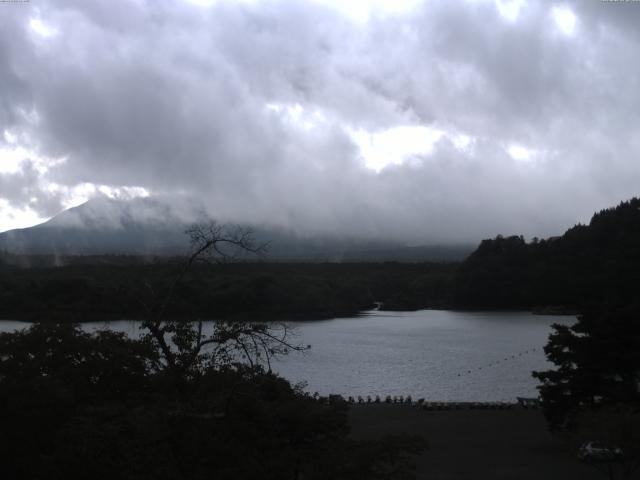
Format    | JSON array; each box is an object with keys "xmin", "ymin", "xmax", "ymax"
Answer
[
  {"xmin": 0, "ymin": 261, "xmax": 459, "ymax": 322},
  {"xmin": 0, "ymin": 197, "xmax": 202, "ymax": 256},
  {"xmin": 454, "ymin": 197, "xmax": 640, "ymax": 310},
  {"xmin": 0, "ymin": 197, "xmax": 473, "ymax": 263}
]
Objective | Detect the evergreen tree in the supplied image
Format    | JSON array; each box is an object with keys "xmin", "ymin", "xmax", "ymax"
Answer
[{"xmin": 533, "ymin": 304, "xmax": 640, "ymax": 430}]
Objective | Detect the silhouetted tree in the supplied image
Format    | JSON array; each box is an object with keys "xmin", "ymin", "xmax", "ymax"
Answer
[
  {"xmin": 533, "ymin": 304, "xmax": 640, "ymax": 479},
  {"xmin": 533, "ymin": 305, "xmax": 640, "ymax": 430},
  {"xmin": 0, "ymin": 223, "xmax": 426, "ymax": 479},
  {"xmin": 139, "ymin": 222, "xmax": 307, "ymax": 378}
]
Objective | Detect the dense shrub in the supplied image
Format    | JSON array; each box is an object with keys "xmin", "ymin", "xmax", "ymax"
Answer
[{"xmin": 0, "ymin": 323, "xmax": 425, "ymax": 480}]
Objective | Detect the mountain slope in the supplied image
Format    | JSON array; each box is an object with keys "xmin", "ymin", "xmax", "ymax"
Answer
[
  {"xmin": 0, "ymin": 197, "xmax": 206, "ymax": 255},
  {"xmin": 0, "ymin": 197, "xmax": 473, "ymax": 262},
  {"xmin": 454, "ymin": 197, "xmax": 640, "ymax": 309}
]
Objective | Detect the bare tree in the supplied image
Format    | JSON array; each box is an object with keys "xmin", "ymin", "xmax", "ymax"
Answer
[{"xmin": 138, "ymin": 222, "xmax": 308, "ymax": 378}]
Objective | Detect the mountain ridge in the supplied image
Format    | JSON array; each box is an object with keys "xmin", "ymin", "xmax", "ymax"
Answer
[
  {"xmin": 0, "ymin": 197, "xmax": 473, "ymax": 262},
  {"xmin": 454, "ymin": 196, "xmax": 640, "ymax": 309}
]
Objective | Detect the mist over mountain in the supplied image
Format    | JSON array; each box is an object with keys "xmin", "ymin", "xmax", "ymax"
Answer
[
  {"xmin": 0, "ymin": 197, "xmax": 204, "ymax": 256},
  {"xmin": 0, "ymin": 197, "xmax": 473, "ymax": 262},
  {"xmin": 3, "ymin": 1, "xmax": 640, "ymax": 243}
]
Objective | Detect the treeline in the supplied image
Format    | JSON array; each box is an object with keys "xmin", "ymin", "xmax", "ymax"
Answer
[
  {"xmin": 454, "ymin": 198, "xmax": 640, "ymax": 310},
  {"xmin": 0, "ymin": 261, "xmax": 457, "ymax": 322},
  {"xmin": 2, "ymin": 197, "xmax": 639, "ymax": 320}
]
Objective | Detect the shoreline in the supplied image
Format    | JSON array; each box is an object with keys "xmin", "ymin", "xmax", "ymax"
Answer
[{"xmin": 0, "ymin": 305, "xmax": 577, "ymax": 325}]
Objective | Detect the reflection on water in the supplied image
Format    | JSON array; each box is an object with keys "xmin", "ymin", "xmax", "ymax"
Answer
[
  {"xmin": 272, "ymin": 310, "xmax": 574, "ymax": 401},
  {"xmin": 0, "ymin": 310, "xmax": 574, "ymax": 402}
]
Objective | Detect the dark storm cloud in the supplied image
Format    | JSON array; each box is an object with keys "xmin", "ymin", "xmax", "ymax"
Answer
[{"xmin": 1, "ymin": 0, "xmax": 639, "ymax": 241}]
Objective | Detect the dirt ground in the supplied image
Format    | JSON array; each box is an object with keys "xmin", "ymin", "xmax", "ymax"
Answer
[{"xmin": 348, "ymin": 404, "xmax": 605, "ymax": 480}]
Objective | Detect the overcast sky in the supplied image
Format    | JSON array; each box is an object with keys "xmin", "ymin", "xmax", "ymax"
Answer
[{"xmin": 1, "ymin": 0, "xmax": 639, "ymax": 243}]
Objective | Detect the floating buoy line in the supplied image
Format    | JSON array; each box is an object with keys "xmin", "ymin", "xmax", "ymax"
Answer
[
  {"xmin": 304, "ymin": 346, "xmax": 546, "ymax": 408},
  {"xmin": 454, "ymin": 347, "xmax": 540, "ymax": 378}
]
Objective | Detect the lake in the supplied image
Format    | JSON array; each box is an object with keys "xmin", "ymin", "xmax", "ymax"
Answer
[{"xmin": 0, "ymin": 310, "xmax": 573, "ymax": 402}]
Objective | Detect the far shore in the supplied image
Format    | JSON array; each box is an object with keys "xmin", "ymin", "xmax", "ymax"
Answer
[{"xmin": 0, "ymin": 305, "xmax": 578, "ymax": 325}]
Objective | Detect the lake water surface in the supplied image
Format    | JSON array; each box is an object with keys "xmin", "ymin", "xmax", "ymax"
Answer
[{"xmin": 0, "ymin": 310, "xmax": 574, "ymax": 402}]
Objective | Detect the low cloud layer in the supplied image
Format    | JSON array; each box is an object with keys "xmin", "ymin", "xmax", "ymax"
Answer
[{"xmin": 1, "ymin": 0, "xmax": 639, "ymax": 242}]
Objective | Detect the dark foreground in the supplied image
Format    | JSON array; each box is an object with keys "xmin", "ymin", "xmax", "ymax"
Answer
[{"xmin": 349, "ymin": 405, "xmax": 602, "ymax": 480}]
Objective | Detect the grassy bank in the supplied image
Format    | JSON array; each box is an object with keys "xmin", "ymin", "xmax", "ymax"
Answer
[{"xmin": 349, "ymin": 404, "xmax": 602, "ymax": 480}]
